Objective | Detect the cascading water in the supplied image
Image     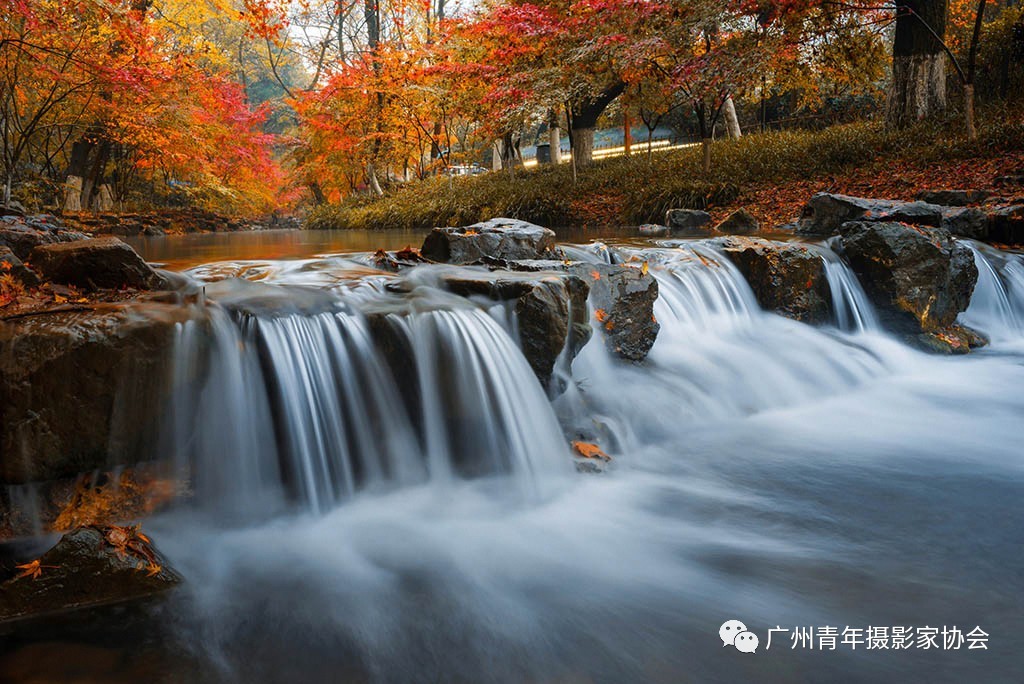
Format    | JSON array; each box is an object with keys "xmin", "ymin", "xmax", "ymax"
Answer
[
  {"xmin": 960, "ymin": 241, "xmax": 1024, "ymax": 343},
  {"xmin": 160, "ymin": 274, "xmax": 569, "ymax": 518},
  {"xmin": 818, "ymin": 239, "xmax": 880, "ymax": 333},
  {"xmin": 10, "ymin": 236, "xmax": 1024, "ymax": 683}
]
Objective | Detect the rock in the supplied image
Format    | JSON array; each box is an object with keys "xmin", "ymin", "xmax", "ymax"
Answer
[
  {"xmin": 710, "ymin": 237, "xmax": 832, "ymax": 323},
  {"xmin": 28, "ymin": 237, "xmax": 170, "ymax": 291},
  {"xmin": 797, "ymin": 193, "xmax": 944, "ymax": 236},
  {"xmin": 638, "ymin": 224, "xmax": 669, "ymax": 237},
  {"xmin": 421, "ymin": 218, "xmax": 557, "ymax": 264},
  {"xmin": 838, "ymin": 221, "xmax": 978, "ymax": 334},
  {"xmin": 915, "ymin": 324, "xmax": 988, "ymax": 355},
  {"xmin": 665, "ymin": 209, "xmax": 712, "ymax": 237},
  {"xmin": 715, "ymin": 208, "xmax": 759, "ymax": 235},
  {"xmin": 987, "ymin": 205, "xmax": 1024, "ymax": 244},
  {"xmin": 571, "ymin": 263, "xmax": 659, "ymax": 361},
  {"xmin": 0, "ymin": 246, "xmax": 40, "ymax": 288},
  {"xmin": 941, "ymin": 207, "xmax": 989, "ymax": 240},
  {"xmin": 0, "ymin": 215, "xmax": 88, "ymax": 260},
  {"xmin": 0, "ymin": 304, "xmax": 192, "ymax": 484},
  {"xmin": 0, "ymin": 527, "xmax": 180, "ymax": 625},
  {"xmin": 442, "ymin": 270, "xmax": 591, "ymax": 388},
  {"xmin": 916, "ymin": 189, "xmax": 989, "ymax": 206}
]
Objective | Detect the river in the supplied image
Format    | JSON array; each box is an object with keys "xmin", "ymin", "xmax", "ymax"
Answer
[{"xmin": 4, "ymin": 229, "xmax": 1024, "ymax": 683}]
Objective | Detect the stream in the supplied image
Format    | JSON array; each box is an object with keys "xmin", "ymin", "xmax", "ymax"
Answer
[{"xmin": 4, "ymin": 229, "xmax": 1024, "ymax": 683}]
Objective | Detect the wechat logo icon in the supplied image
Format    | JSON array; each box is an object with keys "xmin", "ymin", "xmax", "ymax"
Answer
[{"xmin": 720, "ymin": 620, "xmax": 759, "ymax": 653}]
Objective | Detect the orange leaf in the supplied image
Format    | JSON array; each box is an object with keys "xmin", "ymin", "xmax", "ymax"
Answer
[
  {"xmin": 594, "ymin": 308, "xmax": 608, "ymax": 323},
  {"xmin": 572, "ymin": 441, "xmax": 612, "ymax": 462},
  {"xmin": 590, "ymin": 270, "xmax": 601, "ymax": 281}
]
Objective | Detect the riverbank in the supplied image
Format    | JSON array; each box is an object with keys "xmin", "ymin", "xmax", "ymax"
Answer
[{"xmin": 307, "ymin": 110, "xmax": 1024, "ymax": 232}]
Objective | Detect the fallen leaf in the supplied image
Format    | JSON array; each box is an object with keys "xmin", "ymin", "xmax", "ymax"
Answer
[
  {"xmin": 572, "ymin": 441, "xmax": 612, "ymax": 462},
  {"xmin": 594, "ymin": 308, "xmax": 608, "ymax": 323},
  {"xmin": 641, "ymin": 261, "xmax": 649, "ymax": 276},
  {"xmin": 590, "ymin": 270, "xmax": 601, "ymax": 281}
]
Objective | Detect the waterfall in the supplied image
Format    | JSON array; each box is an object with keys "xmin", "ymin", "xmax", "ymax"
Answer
[
  {"xmin": 164, "ymin": 282, "xmax": 569, "ymax": 517},
  {"xmin": 817, "ymin": 241, "xmax": 880, "ymax": 333},
  {"xmin": 557, "ymin": 244, "xmax": 901, "ymax": 451},
  {"xmin": 961, "ymin": 241, "xmax": 1024, "ymax": 342}
]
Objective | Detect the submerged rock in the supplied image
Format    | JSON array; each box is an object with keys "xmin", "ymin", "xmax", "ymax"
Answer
[
  {"xmin": 29, "ymin": 237, "xmax": 169, "ymax": 291},
  {"xmin": 665, "ymin": 209, "xmax": 712, "ymax": 237},
  {"xmin": 571, "ymin": 263, "xmax": 659, "ymax": 361},
  {"xmin": 838, "ymin": 221, "xmax": 978, "ymax": 335},
  {"xmin": 710, "ymin": 237, "xmax": 832, "ymax": 323},
  {"xmin": 421, "ymin": 218, "xmax": 557, "ymax": 264},
  {"xmin": 714, "ymin": 208, "xmax": 759, "ymax": 235},
  {"xmin": 915, "ymin": 324, "xmax": 988, "ymax": 355},
  {"xmin": 638, "ymin": 224, "xmax": 670, "ymax": 237},
  {"xmin": 0, "ymin": 304, "xmax": 193, "ymax": 484},
  {"xmin": 797, "ymin": 193, "xmax": 944, "ymax": 236},
  {"xmin": 0, "ymin": 526, "xmax": 180, "ymax": 626},
  {"xmin": 442, "ymin": 270, "xmax": 591, "ymax": 389}
]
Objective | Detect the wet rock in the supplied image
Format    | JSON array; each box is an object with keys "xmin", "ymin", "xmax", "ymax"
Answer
[
  {"xmin": 442, "ymin": 270, "xmax": 591, "ymax": 388},
  {"xmin": 797, "ymin": 193, "xmax": 944, "ymax": 236},
  {"xmin": 941, "ymin": 207, "xmax": 989, "ymax": 240},
  {"xmin": 29, "ymin": 237, "xmax": 170, "ymax": 291},
  {"xmin": 916, "ymin": 189, "xmax": 989, "ymax": 206},
  {"xmin": 715, "ymin": 208, "xmax": 759, "ymax": 235},
  {"xmin": 421, "ymin": 218, "xmax": 557, "ymax": 264},
  {"xmin": 0, "ymin": 247, "xmax": 40, "ymax": 288},
  {"xmin": 571, "ymin": 263, "xmax": 659, "ymax": 361},
  {"xmin": 914, "ymin": 324, "xmax": 988, "ymax": 355},
  {"xmin": 0, "ymin": 527, "xmax": 180, "ymax": 626},
  {"xmin": 0, "ymin": 215, "xmax": 88, "ymax": 260},
  {"xmin": 638, "ymin": 224, "xmax": 670, "ymax": 237},
  {"xmin": 838, "ymin": 221, "xmax": 978, "ymax": 335},
  {"xmin": 665, "ymin": 209, "xmax": 712, "ymax": 237},
  {"xmin": 710, "ymin": 237, "xmax": 832, "ymax": 323},
  {"xmin": 0, "ymin": 304, "xmax": 192, "ymax": 484},
  {"xmin": 987, "ymin": 205, "xmax": 1024, "ymax": 244}
]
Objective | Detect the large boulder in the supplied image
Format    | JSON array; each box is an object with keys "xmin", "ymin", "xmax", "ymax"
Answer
[
  {"xmin": 987, "ymin": 205, "xmax": 1024, "ymax": 244},
  {"xmin": 715, "ymin": 208, "xmax": 759, "ymax": 235},
  {"xmin": 421, "ymin": 218, "xmax": 557, "ymax": 264},
  {"xmin": 838, "ymin": 221, "xmax": 978, "ymax": 334},
  {"xmin": 570, "ymin": 263, "xmax": 659, "ymax": 361},
  {"xmin": 0, "ymin": 215, "xmax": 88, "ymax": 260},
  {"xmin": 665, "ymin": 209, "xmax": 712, "ymax": 237},
  {"xmin": 797, "ymin": 193, "xmax": 944, "ymax": 236},
  {"xmin": 0, "ymin": 526, "xmax": 180, "ymax": 625},
  {"xmin": 442, "ymin": 270, "xmax": 591, "ymax": 389},
  {"xmin": 710, "ymin": 237, "xmax": 832, "ymax": 323},
  {"xmin": 0, "ymin": 304, "xmax": 191, "ymax": 484},
  {"xmin": 29, "ymin": 237, "xmax": 169, "ymax": 291}
]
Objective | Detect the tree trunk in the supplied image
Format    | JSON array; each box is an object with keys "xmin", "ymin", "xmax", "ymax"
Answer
[
  {"xmin": 623, "ymin": 113, "xmax": 632, "ymax": 155},
  {"xmin": 572, "ymin": 128, "xmax": 595, "ymax": 170},
  {"xmin": 570, "ymin": 82, "xmax": 625, "ymax": 168},
  {"xmin": 492, "ymin": 141, "xmax": 502, "ymax": 172},
  {"xmin": 723, "ymin": 96, "xmax": 742, "ymax": 139},
  {"xmin": 886, "ymin": 0, "xmax": 950, "ymax": 128},
  {"xmin": 701, "ymin": 138, "xmax": 712, "ymax": 174},
  {"xmin": 964, "ymin": 0, "xmax": 987, "ymax": 142},
  {"xmin": 549, "ymin": 126, "xmax": 562, "ymax": 164},
  {"xmin": 367, "ymin": 163, "xmax": 384, "ymax": 196}
]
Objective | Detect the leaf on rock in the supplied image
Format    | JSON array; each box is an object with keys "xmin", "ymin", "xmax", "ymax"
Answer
[{"xmin": 572, "ymin": 441, "xmax": 612, "ymax": 462}]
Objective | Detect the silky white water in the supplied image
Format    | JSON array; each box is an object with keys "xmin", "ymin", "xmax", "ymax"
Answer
[{"xmin": 127, "ymin": 240, "xmax": 1024, "ymax": 682}]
